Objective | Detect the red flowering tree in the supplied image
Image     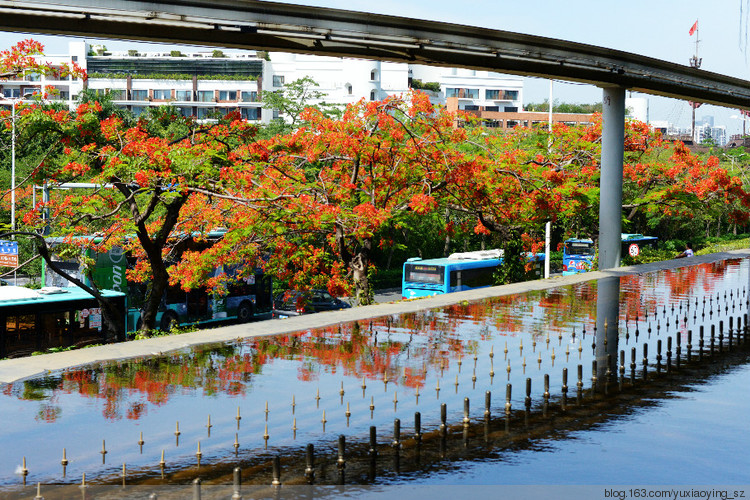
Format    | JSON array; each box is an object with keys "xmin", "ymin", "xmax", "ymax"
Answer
[
  {"xmin": 196, "ymin": 92, "xmax": 473, "ymax": 304},
  {"xmin": 15, "ymin": 100, "xmax": 259, "ymax": 334}
]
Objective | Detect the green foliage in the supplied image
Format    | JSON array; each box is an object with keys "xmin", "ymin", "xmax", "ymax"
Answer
[
  {"xmin": 87, "ymin": 72, "xmax": 258, "ymax": 81},
  {"xmin": 494, "ymin": 234, "xmax": 531, "ymax": 285},
  {"xmin": 212, "ymin": 50, "xmax": 226, "ymax": 58},
  {"xmin": 259, "ymin": 76, "xmax": 341, "ymax": 137},
  {"xmin": 525, "ymin": 100, "xmax": 602, "ymax": 114},
  {"xmin": 410, "ymin": 79, "xmax": 441, "ymax": 92},
  {"xmin": 169, "ymin": 50, "xmax": 185, "ymax": 57}
]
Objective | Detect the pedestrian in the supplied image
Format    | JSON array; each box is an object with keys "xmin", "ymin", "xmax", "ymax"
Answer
[{"xmin": 676, "ymin": 242, "xmax": 694, "ymax": 259}]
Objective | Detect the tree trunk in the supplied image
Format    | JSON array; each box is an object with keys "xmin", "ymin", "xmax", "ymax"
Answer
[{"xmin": 350, "ymin": 238, "xmax": 372, "ymax": 306}]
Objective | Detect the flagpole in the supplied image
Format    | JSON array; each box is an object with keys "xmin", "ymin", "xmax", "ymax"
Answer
[{"xmin": 689, "ymin": 19, "xmax": 701, "ymax": 144}]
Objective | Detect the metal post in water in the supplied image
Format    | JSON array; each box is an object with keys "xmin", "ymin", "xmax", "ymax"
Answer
[
  {"xmin": 666, "ymin": 337, "xmax": 672, "ymax": 373},
  {"xmin": 484, "ymin": 391, "xmax": 491, "ymax": 419},
  {"xmin": 718, "ymin": 321, "xmax": 724, "ymax": 354},
  {"xmin": 463, "ymin": 397, "xmax": 471, "ymax": 426},
  {"xmin": 599, "ymin": 86, "xmax": 625, "ymax": 269},
  {"xmin": 232, "ymin": 467, "xmax": 243, "ymax": 500},
  {"xmin": 656, "ymin": 340, "xmax": 662, "ymax": 374},
  {"xmin": 591, "ymin": 360, "xmax": 598, "ymax": 393},
  {"xmin": 561, "ymin": 369, "xmax": 568, "ymax": 411},
  {"xmin": 505, "ymin": 383, "xmax": 512, "ymax": 417},
  {"xmin": 709, "ymin": 325, "xmax": 715, "ymax": 356},
  {"xmin": 524, "ymin": 379, "xmax": 531, "ymax": 413},
  {"xmin": 193, "ymin": 478, "xmax": 201, "ymax": 500},
  {"xmin": 369, "ymin": 426, "xmax": 377, "ymax": 456},
  {"xmin": 630, "ymin": 347, "xmax": 636, "ymax": 384},
  {"xmin": 729, "ymin": 317, "xmax": 734, "ymax": 350},
  {"xmin": 415, "ymin": 412, "xmax": 422, "ymax": 443},
  {"xmin": 688, "ymin": 330, "xmax": 693, "ymax": 363},
  {"xmin": 642, "ymin": 344, "xmax": 648, "ymax": 381},
  {"xmin": 577, "ymin": 364, "xmax": 583, "ymax": 404},
  {"xmin": 337, "ymin": 435, "xmax": 346, "ymax": 471},
  {"xmin": 393, "ymin": 419, "xmax": 401, "ymax": 448},
  {"xmin": 305, "ymin": 444, "xmax": 315, "ymax": 484},
  {"xmin": 272, "ymin": 456, "xmax": 281, "ymax": 486},
  {"xmin": 440, "ymin": 403, "xmax": 447, "ymax": 436}
]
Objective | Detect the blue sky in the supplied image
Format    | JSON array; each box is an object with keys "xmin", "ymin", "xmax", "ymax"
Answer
[{"xmin": 0, "ymin": 0, "xmax": 747, "ymax": 133}]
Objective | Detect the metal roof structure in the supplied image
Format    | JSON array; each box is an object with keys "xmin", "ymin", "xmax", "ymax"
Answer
[{"xmin": 0, "ymin": 0, "xmax": 749, "ymax": 109}]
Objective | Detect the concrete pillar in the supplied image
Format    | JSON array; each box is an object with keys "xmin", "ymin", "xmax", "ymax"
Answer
[
  {"xmin": 595, "ymin": 276, "xmax": 620, "ymax": 379},
  {"xmin": 599, "ymin": 86, "xmax": 626, "ymax": 270}
]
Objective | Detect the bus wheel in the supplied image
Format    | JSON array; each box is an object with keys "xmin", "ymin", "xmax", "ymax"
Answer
[
  {"xmin": 160, "ymin": 311, "xmax": 179, "ymax": 332},
  {"xmin": 237, "ymin": 301, "xmax": 254, "ymax": 323}
]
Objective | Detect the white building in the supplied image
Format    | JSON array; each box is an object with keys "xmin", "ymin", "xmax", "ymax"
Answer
[{"xmin": 0, "ymin": 42, "xmax": 525, "ymax": 125}]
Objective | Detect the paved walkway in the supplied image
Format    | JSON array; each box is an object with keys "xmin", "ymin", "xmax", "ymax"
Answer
[{"xmin": 1, "ymin": 249, "xmax": 748, "ymax": 384}]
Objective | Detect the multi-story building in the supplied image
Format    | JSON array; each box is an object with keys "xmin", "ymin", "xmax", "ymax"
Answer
[{"xmin": 1, "ymin": 42, "xmax": 528, "ymax": 126}]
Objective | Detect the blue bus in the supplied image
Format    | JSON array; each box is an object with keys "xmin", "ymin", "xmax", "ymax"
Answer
[
  {"xmin": 402, "ymin": 249, "xmax": 545, "ymax": 299},
  {"xmin": 0, "ymin": 285, "xmax": 126, "ymax": 358},
  {"xmin": 43, "ymin": 231, "xmax": 272, "ymax": 332},
  {"xmin": 562, "ymin": 233, "xmax": 658, "ymax": 275}
]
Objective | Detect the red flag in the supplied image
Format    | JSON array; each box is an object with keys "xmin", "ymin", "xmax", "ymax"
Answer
[{"xmin": 689, "ymin": 20, "xmax": 698, "ymax": 36}]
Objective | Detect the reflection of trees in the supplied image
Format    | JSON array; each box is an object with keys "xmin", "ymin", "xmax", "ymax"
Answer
[{"xmin": 7, "ymin": 259, "xmax": 743, "ymax": 423}]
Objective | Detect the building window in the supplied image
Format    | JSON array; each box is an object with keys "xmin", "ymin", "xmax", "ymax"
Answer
[
  {"xmin": 445, "ymin": 88, "xmax": 479, "ymax": 99},
  {"xmin": 503, "ymin": 90, "xmax": 519, "ymax": 100},
  {"xmin": 219, "ymin": 90, "xmax": 237, "ymax": 101},
  {"xmin": 241, "ymin": 107, "xmax": 261, "ymax": 120},
  {"xmin": 484, "ymin": 119, "xmax": 501, "ymax": 128},
  {"xmin": 153, "ymin": 89, "xmax": 171, "ymax": 100},
  {"xmin": 370, "ymin": 90, "xmax": 376, "ymax": 101},
  {"xmin": 3, "ymin": 88, "xmax": 21, "ymax": 98},
  {"xmin": 504, "ymin": 106, "xmax": 518, "ymax": 112},
  {"xmin": 176, "ymin": 90, "xmax": 192, "ymax": 101},
  {"xmin": 178, "ymin": 107, "xmax": 193, "ymax": 117},
  {"xmin": 272, "ymin": 75, "xmax": 285, "ymax": 87},
  {"xmin": 486, "ymin": 89, "xmax": 500, "ymax": 100},
  {"xmin": 370, "ymin": 70, "xmax": 377, "ymax": 81},
  {"xmin": 197, "ymin": 90, "xmax": 214, "ymax": 102},
  {"xmin": 131, "ymin": 89, "xmax": 148, "ymax": 101},
  {"xmin": 345, "ymin": 83, "xmax": 352, "ymax": 95},
  {"xmin": 484, "ymin": 106, "xmax": 499, "ymax": 112},
  {"xmin": 272, "ymin": 109, "xmax": 281, "ymax": 119},
  {"xmin": 108, "ymin": 89, "xmax": 125, "ymax": 100},
  {"xmin": 131, "ymin": 106, "xmax": 146, "ymax": 116},
  {"xmin": 241, "ymin": 91, "xmax": 258, "ymax": 102},
  {"xmin": 506, "ymin": 120, "xmax": 519, "ymax": 128},
  {"xmin": 196, "ymin": 107, "xmax": 212, "ymax": 119}
]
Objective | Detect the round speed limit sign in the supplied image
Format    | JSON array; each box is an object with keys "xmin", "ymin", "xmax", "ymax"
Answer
[{"xmin": 629, "ymin": 244, "xmax": 640, "ymax": 257}]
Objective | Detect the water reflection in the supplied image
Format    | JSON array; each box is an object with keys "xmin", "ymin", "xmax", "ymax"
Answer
[{"xmin": 0, "ymin": 258, "xmax": 747, "ymax": 489}]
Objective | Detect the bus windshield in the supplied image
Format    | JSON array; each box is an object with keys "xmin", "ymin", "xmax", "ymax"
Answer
[
  {"xmin": 404, "ymin": 263, "xmax": 445, "ymax": 285},
  {"xmin": 565, "ymin": 241, "xmax": 594, "ymax": 256}
]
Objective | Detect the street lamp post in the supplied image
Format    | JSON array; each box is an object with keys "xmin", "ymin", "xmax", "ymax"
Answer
[{"xmin": 3, "ymin": 93, "xmax": 34, "ymax": 233}]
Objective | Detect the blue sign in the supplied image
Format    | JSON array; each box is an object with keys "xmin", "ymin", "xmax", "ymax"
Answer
[{"xmin": 0, "ymin": 240, "xmax": 19, "ymax": 267}]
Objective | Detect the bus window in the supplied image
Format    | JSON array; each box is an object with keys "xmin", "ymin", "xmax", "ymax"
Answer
[
  {"xmin": 404, "ymin": 264, "xmax": 445, "ymax": 285},
  {"xmin": 565, "ymin": 241, "xmax": 594, "ymax": 256}
]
